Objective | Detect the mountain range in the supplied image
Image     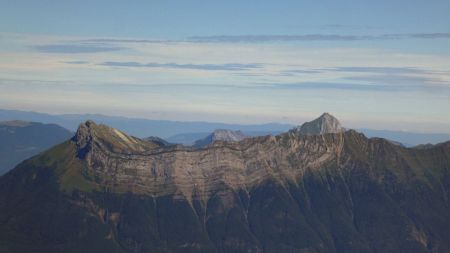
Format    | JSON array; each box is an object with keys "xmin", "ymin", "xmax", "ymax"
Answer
[
  {"xmin": 1, "ymin": 113, "xmax": 449, "ymax": 253},
  {"xmin": 1, "ymin": 109, "xmax": 449, "ymax": 146},
  {"xmin": 0, "ymin": 109, "xmax": 291, "ymax": 139}
]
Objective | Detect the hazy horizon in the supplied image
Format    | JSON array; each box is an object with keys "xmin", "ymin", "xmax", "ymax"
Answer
[{"xmin": 2, "ymin": 107, "xmax": 450, "ymax": 136}]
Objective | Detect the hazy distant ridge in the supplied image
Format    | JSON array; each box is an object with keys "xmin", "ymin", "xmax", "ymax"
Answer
[{"xmin": 1, "ymin": 109, "xmax": 449, "ymax": 146}]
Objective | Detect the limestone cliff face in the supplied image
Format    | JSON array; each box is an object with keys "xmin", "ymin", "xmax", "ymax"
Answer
[
  {"xmin": 1, "ymin": 115, "xmax": 450, "ymax": 253},
  {"xmin": 71, "ymin": 120, "xmax": 345, "ymax": 201}
]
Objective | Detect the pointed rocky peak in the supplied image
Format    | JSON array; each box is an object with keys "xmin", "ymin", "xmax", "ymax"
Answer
[
  {"xmin": 73, "ymin": 120, "xmax": 96, "ymax": 150},
  {"xmin": 73, "ymin": 120, "xmax": 159, "ymax": 155},
  {"xmin": 291, "ymin": 113, "xmax": 344, "ymax": 136},
  {"xmin": 193, "ymin": 129, "xmax": 247, "ymax": 148}
]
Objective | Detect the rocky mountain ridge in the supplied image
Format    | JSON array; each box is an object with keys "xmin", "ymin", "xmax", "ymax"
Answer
[
  {"xmin": 1, "ymin": 114, "xmax": 450, "ymax": 253},
  {"xmin": 66, "ymin": 119, "xmax": 348, "ymax": 199}
]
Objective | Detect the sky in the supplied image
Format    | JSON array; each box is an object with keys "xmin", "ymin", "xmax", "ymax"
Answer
[{"xmin": 1, "ymin": 0, "xmax": 450, "ymax": 133}]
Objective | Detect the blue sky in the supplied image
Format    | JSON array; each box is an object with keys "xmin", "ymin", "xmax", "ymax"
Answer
[{"xmin": 1, "ymin": 0, "xmax": 450, "ymax": 132}]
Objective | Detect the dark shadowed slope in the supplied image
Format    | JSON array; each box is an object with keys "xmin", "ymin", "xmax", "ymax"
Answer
[
  {"xmin": 0, "ymin": 121, "xmax": 72, "ymax": 175},
  {"xmin": 0, "ymin": 114, "xmax": 450, "ymax": 253}
]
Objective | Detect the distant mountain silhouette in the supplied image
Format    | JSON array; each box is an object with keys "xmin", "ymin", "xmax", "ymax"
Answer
[
  {"xmin": 0, "ymin": 109, "xmax": 449, "ymax": 146},
  {"xmin": 193, "ymin": 129, "xmax": 247, "ymax": 148},
  {"xmin": 0, "ymin": 120, "xmax": 72, "ymax": 174},
  {"xmin": 0, "ymin": 109, "xmax": 292, "ymax": 138}
]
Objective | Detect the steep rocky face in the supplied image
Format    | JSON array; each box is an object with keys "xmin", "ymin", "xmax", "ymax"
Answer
[
  {"xmin": 193, "ymin": 129, "xmax": 247, "ymax": 147},
  {"xmin": 0, "ymin": 120, "xmax": 72, "ymax": 175},
  {"xmin": 291, "ymin": 113, "xmax": 344, "ymax": 135},
  {"xmin": 1, "ymin": 117, "xmax": 450, "ymax": 253}
]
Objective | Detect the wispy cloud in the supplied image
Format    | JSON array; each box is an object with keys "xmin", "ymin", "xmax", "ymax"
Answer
[
  {"xmin": 4, "ymin": 33, "xmax": 450, "ymax": 99},
  {"xmin": 263, "ymin": 82, "xmax": 395, "ymax": 91},
  {"xmin": 328, "ymin": 66, "xmax": 427, "ymax": 74},
  {"xmin": 185, "ymin": 33, "xmax": 450, "ymax": 43},
  {"xmin": 255, "ymin": 80, "xmax": 450, "ymax": 92},
  {"xmin": 409, "ymin": 33, "xmax": 450, "ymax": 39},
  {"xmin": 79, "ymin": 38, "xmax": 170, "ymax": 44},
  {"xmin": 34, "ymin": 44, "xmax": 125, "ymax": 53},
  {"xmin": 65, "ymin": 32, "xmax": 450, "ymax": 45},
  {"xmin": 97, "ymin": 61, "xmax": 262, "ymax": 71},
  {"xmin": 320, "ymin": 24, "xmax": 382, "ymax": 30},
  {"xmin": 63, "ymin": 60, "xmax": 89, "ymax": 64},
  {"xmin": 321, "ymin": 66, "xmax": 450, "ymax": 87},
  {"xmin": 345, "ymin": 74, "xmax": 448, "ymax": 86},
  {"xmin": 188, "ymin": 34, "xmax": 363, "ymax": 42}
]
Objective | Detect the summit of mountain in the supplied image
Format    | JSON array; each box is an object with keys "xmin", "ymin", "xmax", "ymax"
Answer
[{"xmin": 290, "ymin": 112, "xmax": 344, "ymax": 135}]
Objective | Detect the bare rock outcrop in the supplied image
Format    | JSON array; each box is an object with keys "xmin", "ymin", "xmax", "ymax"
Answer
[{"xmin": 290, "ymin": 112, "xmax": 344, "ymax": 135}]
